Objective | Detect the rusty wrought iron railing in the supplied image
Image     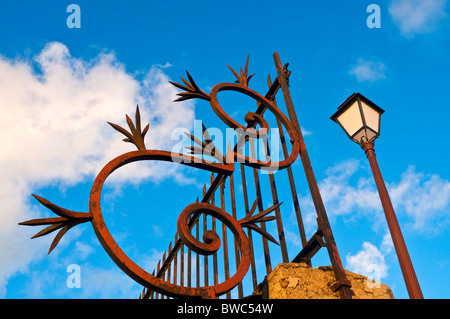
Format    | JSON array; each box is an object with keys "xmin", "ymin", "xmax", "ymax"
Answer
[
  {"xmin": 21, "ymin": 52, "xmax": 352, "ymax": 299},
  {"xmin": 139, "ymin": 53, "xmax": 352, "ymax": 299}
]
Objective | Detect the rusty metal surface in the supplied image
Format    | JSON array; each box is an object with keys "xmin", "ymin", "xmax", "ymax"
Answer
[
  {"xmin": 273, "ymin": 52, "xmax": 352, "ymax": 299},
  {"xmin": 362, "ymin": 141, "xmax": 423, "ymax": 299},
  {"xmin": 20, "ymin": 53, "xmax": 352, "ymax": 299}
]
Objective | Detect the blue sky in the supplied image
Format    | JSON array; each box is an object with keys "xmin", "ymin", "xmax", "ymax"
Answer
[{"xmin": 1, "ymin": 0, "xmax": 449, "ymax": 299}]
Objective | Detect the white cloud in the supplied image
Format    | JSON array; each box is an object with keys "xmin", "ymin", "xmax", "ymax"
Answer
[
  {"xmin": 349, "ymin": 58, "xmax": 386, "ymax": 83},
  {"xmin": 295, "ymin": 160, "xmax": 449, "ymax": 283},
  {"xmin": 24, "ymin": 260, "xmax": 140, "ymax": 298},
  {"xmin": 152, "ymin": 225, "xmax": 164, "ymax": 238},
  {"xmin": 389, "ymin": 0, "xmax": 448, "ymax": 38},
  {"xmin": 299, "ymin": 159, "xmax": 382, "ymax": 234},
  {"xmin": 0, "ymin": 42, "xmax": 195, "ymax": 297},
  {"xmin": 73, "ymin": 241, "xmax": 95, "ymax": 260},
  {"xmin": 299, "ymin": 160, "xmax": 450, "ymax": 234},
  {"xmin": 381, "ymin": 232, "xmax": 395, "ymax": 255},
  {"xmin": 389, "ymin": 166, "xmax": 450, "ymax": 231},
  {"xmin": 346, "ymin": 241, "xmax": 389, "ymax": 279},
  {"xmin": 76, "ymin": 264, "xmax": 139, "ymax": 298},
  {"xmin": 346, "ymin": 233, "xmax": 394, "ymax": 281}
]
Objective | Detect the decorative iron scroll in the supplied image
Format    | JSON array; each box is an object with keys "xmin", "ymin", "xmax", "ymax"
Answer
[
  {"xmin": 20, "ymin": 53, "xmax": 353, "ymax": 299},
  {"xmin": 20, "ymin": 55, "xmax": 300, "ymax": 299}
]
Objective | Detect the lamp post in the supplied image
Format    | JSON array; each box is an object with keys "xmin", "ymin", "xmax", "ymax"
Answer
[{"xmin": 331, "ymin": 93, "xmax": 423, "ymax": 299}]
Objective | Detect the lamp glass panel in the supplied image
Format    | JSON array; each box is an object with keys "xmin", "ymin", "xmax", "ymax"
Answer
[
  {"xmin": 336, "ymin": 101, "xmax": 363, "ymax": 137},
  {"xmin": 361, "ymin": 101, "xmax": 381, "ymax": 134}
]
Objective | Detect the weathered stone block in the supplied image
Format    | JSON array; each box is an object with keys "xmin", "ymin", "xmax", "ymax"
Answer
[{"xmin": 252, "ymin": 263, "xmax": 394, "ymax": 299}]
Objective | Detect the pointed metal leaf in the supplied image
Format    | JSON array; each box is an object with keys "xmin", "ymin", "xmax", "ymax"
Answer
[
  {"xmin": 48, "ymin": 224, "xmax": 70, "ymax": 254},
  {"xmin": 31, "ymin": 194, "xmax": 91, "ymax": 220},
  {"xmin": 247, "ymin": 73, "xmax": 255, "ymax": 84},
  {"xmin": 184, "ymin": 146, "xmax": 204, "ymax": 155},
  {"xmin": 243, "ymin": 224, "xmax": 279, "ymax": 245},
  {"xmin": 202, "ymin": 123, "xmax": 212, "ymax": 144},
  {"xmin": 184, "ymin": 131, "xmax": 205, "ymax": 148},
  {"xmin": 248, "ymin": 202, "xmax": 282, "ymax": 224},
  {"xmin": 31, "ymin": 222, "xmax": 65, "ymax": 239},
  {"xmin": 19, "ymin": 217, "xmax": 67, "ymax": 226},
  {"xmin": 244, "ymin": 55, "xmax": 250, "ymax": 77},
  {"xmin": 135, "ymin": 105, "xmax": 141, "ymax": 134},
  {"xmin": 169, "ymin": 81, "xmax": 191, "ymax": 92},
  {"xmin": 185, "ymin": 71, "xmax": 201, "ymax": 93},
  {"xmin": 108, "ymin": 121, "xmax": 133, "ymax": 140},
  {"xmin": 181, "ymin": 77, "xmax": 195, "ymax": 91},
  {"xmin": 126, "ymin": 114, "xmax": 137, "ymax": 135},
  {"xmin": 227, "ymin": 64, "xmax": 241, "ymax": 83},
  {"xmin": 174, "ymin": 93, "xmax": 198, "ymax": 102},
  {"xmin": 249, "ymin": 197, "xmax": 259, "ymax": 216},
  {"xmin": 141, "ymin": 123, "xmax": 150, "ymax": 139}
]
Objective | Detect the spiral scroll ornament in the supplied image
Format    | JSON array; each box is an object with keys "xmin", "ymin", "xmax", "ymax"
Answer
[{"xmin": 20, "ymin": 56, "xmax": 301, "ymax": 299}]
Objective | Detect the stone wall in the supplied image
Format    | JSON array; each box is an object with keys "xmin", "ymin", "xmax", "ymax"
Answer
[{"xmin": 252, "ymin": 263, "xmax": 394, "ymax": 299}]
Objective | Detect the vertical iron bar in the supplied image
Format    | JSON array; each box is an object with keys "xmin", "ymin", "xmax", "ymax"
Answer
[
  {"xmin": 220, "ymin": 179, "xmax": 231, "ymax": 299},
  {"xmin": 202, "ymin": 184, "xmax": 209, "ymax": 287},
  {"xmin": 187, "ymin": 242, "xmax": 192, "ymax": 288},
  {"xmin": 150, "ymin": 271, "xmax": 155, "ymax": 299},
  {"xmin": 162, "ymin": 252, "xmax": 167, "ymax": 299},
  {"xmin": 268, "ymin": 74, "xmax": 307, "ymax": 248},
  {"xmin": 196, "ymin": 218, "xmax": 200, "ymax": 288},
  {"xmin": 180, "ymin": 241, "xmax": 185, "ymax": 287},
  {"xmin": 167, "ymin": 245, "xmax": 171, "ymax": 289},
  {"xmin": 210, "ymin": 174, "xmax": 219, "ymax": 287},
  {"xmin": 229, "ymin": 173, "xmax": 244, "ymax": 298},
  {"xmin": 203, "ymin": 216, "xmax": 208, "ymax": 287},
  {"xmin": 261, "ymin": 127, "xmax": 289, "ymax": 262},
  {"xmin": 156, "ymin": 261, "xmax": 161, "ymax": 299},
  {"xmin": 240, "ymin": 162, "xmax": 258, "ymax": 290},
  {"xmin": 173, "ymin": 234, "xmax": 178, "ymax": 286},
  {"xmin": 256, "ymin": 81, "xmax": 289, "ymax": 261},
  {"xmin": 249, "ymin": 138, "xmax": 272, "ymax": 274}
]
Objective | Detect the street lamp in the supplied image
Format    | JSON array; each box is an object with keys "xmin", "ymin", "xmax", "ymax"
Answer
[{"xmin": 331, "ymin": 92, "xmax": 423, "ymax": 299}]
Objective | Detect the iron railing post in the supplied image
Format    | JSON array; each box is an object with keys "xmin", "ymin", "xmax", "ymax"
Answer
[{"xmin": 273, "ymin": 52, "xmax": 353, "ymax": 299}]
